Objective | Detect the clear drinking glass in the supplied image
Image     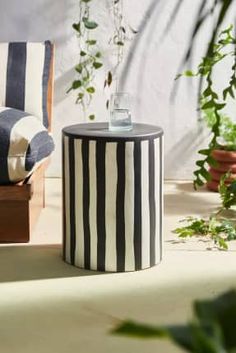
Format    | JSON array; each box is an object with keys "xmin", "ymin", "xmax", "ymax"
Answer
[{"xmin": 109, "ymin": 92, "xmax": 132, "ymax": 131}]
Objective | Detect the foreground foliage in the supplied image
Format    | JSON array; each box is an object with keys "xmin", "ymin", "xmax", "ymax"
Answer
[{"xmin": 112, "ymin": 290, "xmax": 236, "ymax": 353}]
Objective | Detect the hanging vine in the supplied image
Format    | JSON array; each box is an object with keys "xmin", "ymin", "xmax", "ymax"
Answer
[
  {"xmin": 67, "ymin": 0, "xmax": 103, "ymax": 120},
  {"xmin": 68, "ymin": 0, "xmax": 137, "ymax": 119},
  {"xmin": 104, "ymin": 0, "xmax": 137, "ymax": 109}
]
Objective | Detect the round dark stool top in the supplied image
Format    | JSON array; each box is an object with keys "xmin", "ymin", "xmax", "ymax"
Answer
[{"xmin": 62, "ymin": 122, "xmax": 163, "ymax": 142}]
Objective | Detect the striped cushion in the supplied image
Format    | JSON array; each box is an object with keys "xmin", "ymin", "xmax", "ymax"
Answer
[
  {"xmin": 0, "ymin": 41, "xmax": 53, "ymax": 128},
  {"xmin": 0, "ymin": 107, "xmax": 54, "ymax": 184}
]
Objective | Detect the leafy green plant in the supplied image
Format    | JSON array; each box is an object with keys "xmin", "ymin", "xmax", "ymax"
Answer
[
  {"xmin": 178, "ymin": 25, "xmax": 236, "ymax": 189},
  {"xmin": 67, "ymin": 0, "xmax": 102, "ymax": 120},
  {"xmin": 219, "ymin": 172, "xmax": 236, "ymax": 209},
  {"xmin": 68, "ymin": 0, "xmax": 136, "ymax": 119},
  {"xmin": 173, "ymin": 216, "xmax": 236, "ymax": 250},
  {"xmin": 203, "ymin": 109, "xmax": 236, "ymax": 151},
  {"xmin": 112, "ymin": 290, "xmax": 236, "ymax": 353},
  {"xmin": 172, "ymin": 172, "xmax": 236, "ymax": 250}
]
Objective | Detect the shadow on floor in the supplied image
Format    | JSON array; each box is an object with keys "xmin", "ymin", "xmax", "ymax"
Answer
[
  {"xmin": 174, "ymin": 182, "xmax": 212, "ymax": 194},
  {"xmin": 0, "ymin": 244, "xmax": 104, "ymax": 283},
  {"xmin": 164, "ymin": 193, "xmax": 219, "ymax": 216}
]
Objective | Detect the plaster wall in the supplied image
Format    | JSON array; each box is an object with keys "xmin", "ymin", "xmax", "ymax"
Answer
[{"xmin": 0, "ymin": 0, "xmax": 234, "ymax": 179}]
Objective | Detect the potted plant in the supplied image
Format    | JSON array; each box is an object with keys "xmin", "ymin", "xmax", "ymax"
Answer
[
  {"xmin": 178, "ymin": 25, "xmax": 236, "ymax": 191},
  {"xmin": 203, "ymin": 109, "xmax": 236, "ymax": 191}
]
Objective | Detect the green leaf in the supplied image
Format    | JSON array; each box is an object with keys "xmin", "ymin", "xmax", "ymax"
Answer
[
  {"xmin": 89, "ymin": 114, "xmax": 95, "ymax": 120},
  {"xmin": 82, "ymin": 17, "xmax": 98, "ymax": 30},
  {"xmin": 216, "ymin": 236, "xmax": 228, "ymax": 250},
  {"xmin": 107, "ymin": 71, "xmax": 112, "ymax": 86},
  {"xmin": 200, "ymin": 167, "xmax": 211, "ymax": 182},
  {"xmin": 223, "ymin": 87, "xmax": 235, "ymax": 100},
  {"xmin": 117, "ymin": 41, "xmax": 124, "ymax": 46},
  {"xmin": 75, "ymin": 64, "xmax": 83, "ymax": 74},
  {"xmin": 86, "ymin": 86, "xmax": 95, "ymax": 94},
  {"xmin": 194, "ymin": 178, "xmax": 205, "ymax": 189},
  {"xmin": 183, "ymin": 70, "xmax": 195, "ymax": 77},
  {"xmin": 72, "ymin": 22, "xmax": 81, "ymax": 33},
  {"xmin": 196, "ymin": 160, "xmax": 204, "ymax": 167},
  {"xmin": 112, "ymin": 321, "xmax": 168, "ymax": 339},
  {"xmin": 194, "ymin": 290, "xmax": 236, "ymax": 348},
  {"xmin": 211, "ymin": 92, "xmax": 218, "ymax": 99},
  {"xmin": 203, "ymin": 86, "xmax": 212, "ymax": 98},
  {"xmin": 72, "ymin": 80, "xmax": 82, "ymax": 89},
  {"xmin": 198, "ymin": 149, "xmax": 210, "ymax": 156},
  {"xmin": 93, "ymin": 62, "xmax": 103, "ymax": 69},
  {"xmin": 86, "ymin": 40, "xmax": 97, "ymax": 45},
  {"xmin": 201, "ymin": 100, "xmax": 215, "ymax": 110},
  {"xmin": 80, "ymin": 50, "xmax": 87, "ymax": 57},
  {"xmin": 214, "ymin": 103, "xmax": 226, "ymax": 110},
  {"xmin": 95, "ymin": 52, "xmax": 102, "ymax": 58},
  {"xmin": 206, "ymin": 156, "xmax": 218, "ymax": 168}
]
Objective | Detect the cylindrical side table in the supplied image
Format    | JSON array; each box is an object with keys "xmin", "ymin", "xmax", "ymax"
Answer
[{"xmin": 62, "ymin": 123, "xmax": 163, "ymax": 272}]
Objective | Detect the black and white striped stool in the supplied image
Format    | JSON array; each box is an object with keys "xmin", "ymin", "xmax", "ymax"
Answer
[{"xmin": 62, "ymin": 123, "xmax": 163, "ymax": 272}]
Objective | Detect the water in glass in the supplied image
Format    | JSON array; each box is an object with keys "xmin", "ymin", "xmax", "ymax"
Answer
[{"xmin": 109, "ymin": 93, "xmax": 132, "ymax": 131}]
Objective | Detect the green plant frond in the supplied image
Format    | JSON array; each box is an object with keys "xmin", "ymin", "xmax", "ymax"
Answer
[
  {"xmin": 219, "ymin": 172, "xmax": 236, "ymax": 209},
  {"xmin": 113, "ymin": 290, "xmax": 236, "ymax": 352},
  {"xmin": 173, "ymin": 215, "xmax": 236, "ymax": 250},
  {"xmin": 112, "ymin": 320, "xmax": 169, "ymax": 339}
]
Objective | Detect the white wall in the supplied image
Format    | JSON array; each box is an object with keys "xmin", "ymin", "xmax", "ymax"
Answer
[{"xmin": 0, "ymin": 0, "xmax": 234, "ymax": 179}]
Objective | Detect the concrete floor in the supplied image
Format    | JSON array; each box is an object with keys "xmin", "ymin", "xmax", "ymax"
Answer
[{"xmin": 0, "ymin": 179, "xmax": 236, "ymax": 353}]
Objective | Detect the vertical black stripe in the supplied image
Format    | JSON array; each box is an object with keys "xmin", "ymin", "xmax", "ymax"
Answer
[
  {"xmin": 116, "ymin": 142, "xmax": 126, "ymax": 272},
  {"xmin": 159, "ymin": 137, "xmax": 163, "ymax": 261},
  {"xmin": 42, "ymin": 41, "xmax": 52, "ymax": 128},
  {"xmin": 134, "ymin": 141, "xmax": 142, "ymax": 270},
  {"xmin": 6, "ymin": 43, "xmax": 27, "ymax": 110},
  {"xmin": 69, "ymin": 138, "xmax": 76, "ymax": 265},
  {"xmin": 149, "ymin": 139, "xmax": 156, "ymax": 266},
  {"xmin": 62, "ymin": 136, "xmax": 66, "ymax": 261},
  {"xmin": 96, "ymin": 141, "xmax": 106, "ymax": 271},
  {"xmin": 82, "ymin": 140, "xmax": 91, "ymax": 269}
]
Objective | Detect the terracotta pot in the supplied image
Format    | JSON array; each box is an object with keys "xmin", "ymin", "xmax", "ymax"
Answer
[{"xmin": 207, "ymin": 149, "xmax": 236, "ymax": 192}]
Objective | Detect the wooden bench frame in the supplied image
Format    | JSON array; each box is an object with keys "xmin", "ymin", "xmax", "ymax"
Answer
[{"xmin": 0, "ymin": 45, "xmax": 54, "ymax": 243}]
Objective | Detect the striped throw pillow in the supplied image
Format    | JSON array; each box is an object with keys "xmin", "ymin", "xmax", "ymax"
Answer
[
  {"xmin": 0, "ymin": 107, "xmax": 54, "ymax": 184},
  {"xmin": 0, "ymin": 41, "xmax": 53, "ymax": 128}
]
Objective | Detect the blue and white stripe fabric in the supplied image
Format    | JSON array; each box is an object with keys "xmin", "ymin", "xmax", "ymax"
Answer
[
  {"xmin": 0, "ymin": 107, "xmax": 54, "ymax": 184},
  {"xmin": 0, "ymin": 41, "xmax": 53, "ymax": 128}
]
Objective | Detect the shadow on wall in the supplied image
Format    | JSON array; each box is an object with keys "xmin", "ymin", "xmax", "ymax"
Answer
[
  {"xmin": 54, "ymin": 67, "xmax": 76, "ymax": 106},
  {"xmin": 0, "ymin": 0, "xmax": 79, "ymax": 109},
  {"xmin": 120, "ymin": 0, "xmax": 164, "ymax": 90},
  {"xmin": 0, "ymin": 0, "xmax": 75, "ymax": 42},
  {"xmin": 165, "ymin": 124, "xmax": 208, "ymax": 177}
]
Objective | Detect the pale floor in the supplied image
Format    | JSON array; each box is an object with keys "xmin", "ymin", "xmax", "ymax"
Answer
[{"xmin": 0, "ymin": 179, "xmax": 236, "ymax": 353}]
